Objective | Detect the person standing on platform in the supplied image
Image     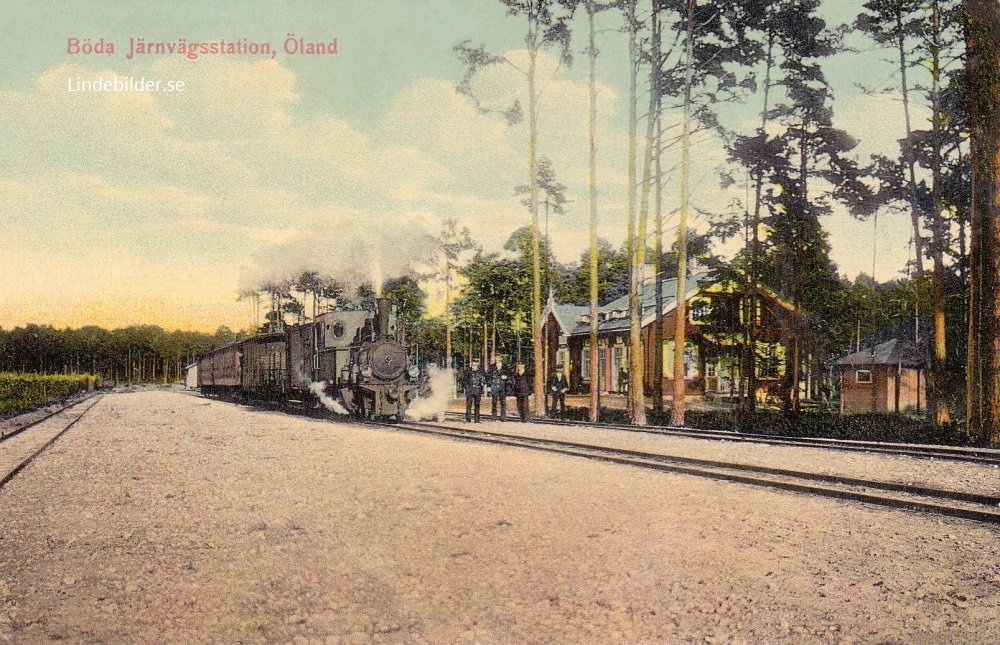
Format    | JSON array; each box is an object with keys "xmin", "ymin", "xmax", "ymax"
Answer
[
  {"xmin": 464, "ymin": 359, "xmax": 487, "ymax": 423},
  {"xmin": 548, "ymin": 367, "xmax": 568, "ymax": 417},
  {"xmin": 488, "ymin": 357, "xmax": 509, "ymax": 421},
  {"xmin": 512, "ymin": 362, "xmax": 532, "ymax": 422}
]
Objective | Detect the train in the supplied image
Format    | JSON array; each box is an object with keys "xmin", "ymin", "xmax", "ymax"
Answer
[{"xmin": 197, "ymin": 297, "xmax": 421, "ymax": 420}]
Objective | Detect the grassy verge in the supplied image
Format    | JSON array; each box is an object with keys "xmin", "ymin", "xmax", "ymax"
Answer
[{"xmin": 0, "ymin": 373, "xmax": 98, "ymax": 416}]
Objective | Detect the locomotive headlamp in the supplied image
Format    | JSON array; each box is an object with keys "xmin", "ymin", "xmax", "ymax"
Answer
[
  {"xmin": 408, "ymin": 365, "xmax": 419, "ymax": 378},
  {"xmin": 360, "ymin": 365, "xmax": 372, "ymax": 378}
]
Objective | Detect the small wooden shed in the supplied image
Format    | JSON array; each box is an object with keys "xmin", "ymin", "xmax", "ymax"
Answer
[{"xmin": 837, "ymin": 338, "xmax": 927, "ymax": 415}]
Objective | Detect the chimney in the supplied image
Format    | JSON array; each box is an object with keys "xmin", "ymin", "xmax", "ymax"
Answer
[{"xmin": 376, "ymin": 298, "xmax": 391, "ymax": 337}]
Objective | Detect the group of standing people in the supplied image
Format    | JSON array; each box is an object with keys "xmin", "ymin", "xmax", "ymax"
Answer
[
  {"xmin": 463, "ymin": 358, "xmax": 532, "ymax": 422},
  {"xmin": 463, "ymin": 358, "xmax": 569, "ymax": 423}
]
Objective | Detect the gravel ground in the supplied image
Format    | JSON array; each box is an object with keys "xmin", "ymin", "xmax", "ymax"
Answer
[
  {"xmin": 1, "ymin": 389, "xmax": 999, "ymax": 644},
  {"xmin": 433, "ymin": 416, "xmax": 1000, "ymax": 498}
]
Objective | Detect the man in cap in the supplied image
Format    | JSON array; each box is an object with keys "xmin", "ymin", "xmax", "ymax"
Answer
[{"xmin": 464, "ymin": 358, "xmax": 487, "ymax": 423}]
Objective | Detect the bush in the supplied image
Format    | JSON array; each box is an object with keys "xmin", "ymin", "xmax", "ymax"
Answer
[
  {"xmin": 564, "ymin": 405, "xmax": 973, "ymax": 446},
  {"xmin": 0, "ymin": 373, "xmax": 97, "ymax": 416}
]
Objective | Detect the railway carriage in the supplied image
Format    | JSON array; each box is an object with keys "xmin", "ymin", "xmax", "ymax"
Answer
[
  {"xmin": 239, "ymin": 333, "xmax": 288, "ymax": 401},
  {"xmin": 196, "ymin": 340, "xmax": 242, "ymax": 398}
]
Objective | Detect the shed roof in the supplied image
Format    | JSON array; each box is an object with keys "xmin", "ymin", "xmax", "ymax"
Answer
[{"xmin": 836, "ymin": 338, "xmax": 928, "ymax": 368}]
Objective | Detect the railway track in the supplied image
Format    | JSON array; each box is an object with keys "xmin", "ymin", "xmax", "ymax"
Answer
[
  {"xmin": 0, "ymin": 392, "xmax": 102, "ymax": 442},
  {"xmin": 0, "ymin": 393, "xmax": 104, "ymax": 489},
  {"xmin": 383, "ymin": 418, "xmax": 1000, "ymax": 525},
  {"xmin": 443, "ymin": 411, "xmax": 1000, "ymax": 466}
]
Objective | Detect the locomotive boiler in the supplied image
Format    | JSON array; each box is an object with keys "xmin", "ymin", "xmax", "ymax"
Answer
[{"xmin": 288, "ymin": 297, "xmax": 419, "ymax": 420}]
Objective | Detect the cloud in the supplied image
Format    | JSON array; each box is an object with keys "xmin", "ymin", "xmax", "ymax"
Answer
[
  {"xmin": 832, "ymin": 91, "xmax": 932, "ymax": 159},
  {"xmin": 381, "ymin": 78, "xmax": 516, "ymax": 171},
  {"xmin": 237, "ymin": 208, "xmax": 439, "ymax": 295},
  {"xmin": 0, "ymin": 57, "xmax": 474, "ymax": 330},
  {"xmin": 0, "ymin": 45, "xmax": 786, "ymax": 330}
]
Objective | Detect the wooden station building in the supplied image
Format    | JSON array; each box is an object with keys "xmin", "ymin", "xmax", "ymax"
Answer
[{"xmin": 542, "ymin": 272, "xmax": 799, "ymax": 401}]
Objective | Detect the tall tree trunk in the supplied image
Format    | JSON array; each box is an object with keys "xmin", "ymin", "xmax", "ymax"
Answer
[
  {"xmin": 928, "ymin": 0, "xmax": 951, "ymax": 425},
  {"xmin": 653, "ymin": 102, "xmax": 664, "ymax": 415},
  {"xmin": 629, "ymin": 0, "xmax": 662, "ymax": 426},
  {"xmin": 529, "ymin": 12, "xmax": 545, "ymax": 417},
  {"xmin": 491, "ymin": 311, "xmax": 497, "ymax": 364},
  {"xmin": 671, "ymin": 0, "xmax": 695, "ymax": 427},
  {"xmin": 588, "ymin": 0, "xmax": 600, "ymax": 423},
  {"xmin": 625, "ymin": 0, "xmax": 647, "ymax": 425},
  {"xmin": 445, "ymin": 267, "xmax": 452, "ymax": 369},
  {"xmin": 744, "ymin": 24, "xmax": 775, "ymax": 416},
  {"xmin": 789, "ymin": 131, "xmax": 808, "ymax": 420},
  {"xmin": 965, "ymin": 0, "xmax": 1000, "ymax": 444},
  {"xmin": 896, "ymin": 7, "xmax": 926, "ymax": 278}
]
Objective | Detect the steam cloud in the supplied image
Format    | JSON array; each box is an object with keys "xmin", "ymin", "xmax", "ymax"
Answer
[
  {"xmin": 404, "ymin": 364, "xmax": 455, "ymax": 422},
  {"xmin": 238, "ymin": 212, "xmax": 437, "ymax": 297},
  {"xmin": 308, "ymin": 381, "xmax": 350, "ymax": 415}
]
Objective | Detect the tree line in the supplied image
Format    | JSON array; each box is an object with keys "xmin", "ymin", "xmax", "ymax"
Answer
[{"xmin": 0, "ymin": 324, "xmax": 233, "ymax": 383}]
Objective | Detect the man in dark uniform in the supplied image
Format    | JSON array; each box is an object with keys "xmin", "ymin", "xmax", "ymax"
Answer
[
  {"xmin": 548, "ymin": 367, "xmax": 569, "ymax": 417},
  {"xmin": 512, "ymin": 362, "xmax": 532, "ymax": 422},
  {"xmin": 488, "ymin": 357, "xmax": 509, "ymax": 421},
  {"xmin": 464, "ymin": 358, "xmax": 487, "ymax": 423}
]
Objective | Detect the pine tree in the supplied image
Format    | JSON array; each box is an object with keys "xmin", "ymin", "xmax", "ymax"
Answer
[
  {"xmin": 728, "ymin": 0, "xmax": 873, "ymax": 418},
  {"xmin": 965, "ymin": 0, "xmax": 1000, "ymax": 444},
  {"xmin": 455, "ymin": 0, "xmax": 571, "ymax": 415}
]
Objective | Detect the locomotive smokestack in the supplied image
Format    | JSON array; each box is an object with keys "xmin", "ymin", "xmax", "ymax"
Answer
[{"xmin": 377, "ymin": 298, "xmax": 390, "ymax": 337}]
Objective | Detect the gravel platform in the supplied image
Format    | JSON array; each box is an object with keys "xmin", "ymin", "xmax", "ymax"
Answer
[
  {"xmin": 1, "ymin": 389, "xmax": 999, "ymax": 644},
  {"xmin": 433, "ymin": 416, "xmax": 1000, "ymax": 499}
]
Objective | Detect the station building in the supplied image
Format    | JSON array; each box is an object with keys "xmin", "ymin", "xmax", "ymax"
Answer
[{"xmin": 542, "ymin": 272, "xmax": 799, "ymax": 401}]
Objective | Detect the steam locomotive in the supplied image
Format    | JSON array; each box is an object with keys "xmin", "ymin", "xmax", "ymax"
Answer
[{"xmin": 197, "ymin": 297, "xmax": 420, "ymax": 420}]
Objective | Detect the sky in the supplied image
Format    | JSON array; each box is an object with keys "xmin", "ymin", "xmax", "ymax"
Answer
[{"xmin": 0, "ymin": 0, "xmax": 933, "ymax": 333}]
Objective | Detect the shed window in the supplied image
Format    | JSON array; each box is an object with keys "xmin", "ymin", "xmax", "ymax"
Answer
[{"xmin": 856, "ymin": 369, "xmax": 872, "ymax": 384}]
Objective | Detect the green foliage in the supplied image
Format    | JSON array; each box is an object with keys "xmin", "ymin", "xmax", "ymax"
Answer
[
  {"xmin": 560, "ymin": 404, "xmax": 972, "ymax": 446},
  {"xmin": 409, "ymin": 317, "xmax": 448, "ymax": 366},
  {"xmin": 382, "ymin": 276, "xmax": 428, "ymax": 341},
  {"xmin": 0, "ymin": 324, "xmax": 221, "ymax": 384},
  {"xmin": 556, "ymin": 239, "xmax": 630, "ymax": 305},
  {"xmin": 352, "ymin": 283, "xmax": 377, "ymax": 311},
  {"xmin": 0, "ymin": 373, "xmax": 97, "ymax": 416}
]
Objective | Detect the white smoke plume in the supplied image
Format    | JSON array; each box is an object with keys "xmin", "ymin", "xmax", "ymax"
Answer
[
  {"xmin": 238, "ymin": 211, "xmax": 437, "ymax": 297},
  {"xmin": 404, "ymin": 364, "xmax": 455, "ymax": 422},
  {"xmin": 308, "ymin": 381, "xmax": 350, "ymax": 415}
]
